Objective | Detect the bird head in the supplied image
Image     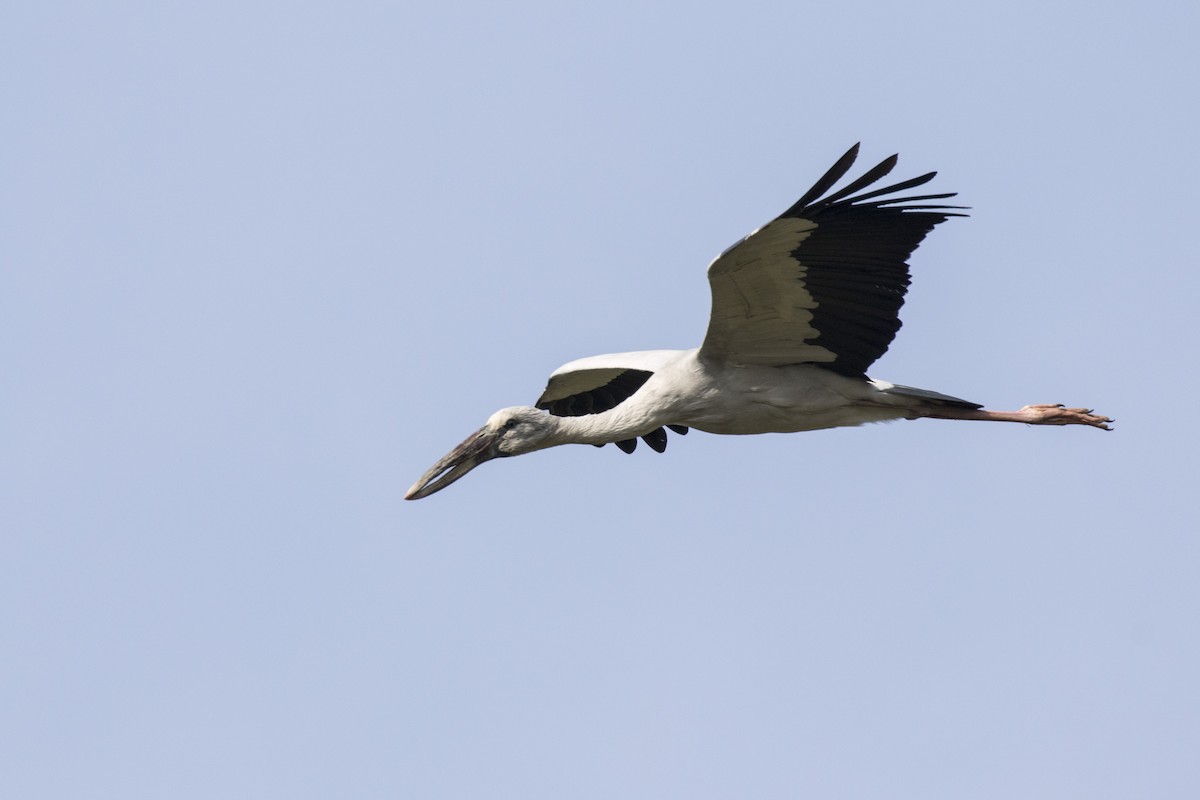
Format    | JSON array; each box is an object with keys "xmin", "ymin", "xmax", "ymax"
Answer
[{"xmin": 405, "ymin": 406, "xmax": 558, "ymax": 500}]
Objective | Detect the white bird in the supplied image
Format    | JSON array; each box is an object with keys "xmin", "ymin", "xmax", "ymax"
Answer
[{"xmin": 406, "ymin": 144, "xmax": 1111, "ymax": 500}]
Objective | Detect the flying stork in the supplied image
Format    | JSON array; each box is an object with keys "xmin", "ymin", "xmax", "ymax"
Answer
[{"xmin": 406, "ymin": 144, "xmax": 1111, "ymax": 500}]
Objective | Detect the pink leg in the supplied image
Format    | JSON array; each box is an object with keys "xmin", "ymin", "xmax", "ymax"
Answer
[{"xmin": 915, "ymin": 403, "xmax": 1113, "ymax": 430}]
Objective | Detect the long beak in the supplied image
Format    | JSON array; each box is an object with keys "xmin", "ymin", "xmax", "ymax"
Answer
[{"xmin": 405, "ymin": 427, "xmax": 501, "ymax": 500}]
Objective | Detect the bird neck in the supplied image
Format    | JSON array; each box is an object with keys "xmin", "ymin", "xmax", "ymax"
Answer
[{"xmin": 548, "ymin": 407, "xmax": 657, "ymax": 447}]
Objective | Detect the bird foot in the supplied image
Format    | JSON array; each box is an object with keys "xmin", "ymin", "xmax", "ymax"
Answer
[{"xmin": 1019, "ymin": 404, "xmax": 1114, "ymax": 430}]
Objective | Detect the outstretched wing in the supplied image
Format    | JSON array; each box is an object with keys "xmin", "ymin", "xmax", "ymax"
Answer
[
  {"xmin": 700, "ymin": 143, "xmax": 966, "ymax": 377},
  {"xmin": 534, "ymin": 351, "xmax": 688, "ymax": 454}
]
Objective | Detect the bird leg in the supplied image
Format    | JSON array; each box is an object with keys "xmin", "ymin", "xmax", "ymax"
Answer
[{"xmin": 913, "ymin": 403, "xmax": 1113, "ymax": 430}]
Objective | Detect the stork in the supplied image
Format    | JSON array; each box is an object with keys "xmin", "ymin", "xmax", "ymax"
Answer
[{"xmin": 406, "ymin": 144, "xmax": 1111, "ymax": 500}]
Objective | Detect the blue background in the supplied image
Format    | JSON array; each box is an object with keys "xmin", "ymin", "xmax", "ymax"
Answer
[{"xmin": 4, "ymin": 2, "xmax": 1197, "ymax": 797}]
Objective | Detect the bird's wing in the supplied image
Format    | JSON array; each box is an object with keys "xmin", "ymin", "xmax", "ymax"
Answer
[
  {"xmin": 535, "ymin": 350, "xmax": 688, "ymax": 454},
  {"xmin": 700, "ymin": 143, "xmax": 966, "ymax": 377},
  {"xmin": 535, "ymin": 350, "xmax": 676, "ymax": 409}
]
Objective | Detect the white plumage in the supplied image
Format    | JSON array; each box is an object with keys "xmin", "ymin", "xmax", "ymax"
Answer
[{"xmin": 406, "ymin": 144, "xmax": 1111, "ymax": 500}]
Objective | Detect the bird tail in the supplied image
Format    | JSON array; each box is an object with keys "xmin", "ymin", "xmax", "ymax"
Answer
[{"xmin": 874, "ymin": 381, "xmax": 982, "ymax": 409}]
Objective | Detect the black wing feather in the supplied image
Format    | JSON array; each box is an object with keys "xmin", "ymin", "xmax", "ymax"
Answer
[
  {"xmin": 641, "ymin": 427, "xmax": 668, "ymax": 453},
  {"xmin": 780, "ymin": 153, "xmax": 965, "ymax": 377},
  {"xmin": 538, "ymin": 370, "xmax": 653, "ymax": 417},
  {"xmin": 817, "ymin": 154, "xmax": 898, "ymax": 205},
  {"xmin": 786, "ymin": 143, "xmax": 861, "ymax": 210}
]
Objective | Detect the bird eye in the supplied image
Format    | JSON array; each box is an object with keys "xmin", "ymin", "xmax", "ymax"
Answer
[{"xmin": 504, "ymin": 419, "xmax": 518, "ymax": 430}]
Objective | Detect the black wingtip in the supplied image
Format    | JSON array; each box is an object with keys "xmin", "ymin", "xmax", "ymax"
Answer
[
  {"xmin": 788, "ymin": 143, "xmax": 862, "ymax": 212},
  {"xmin": 642, "ymin": 427, "xmax": 668, "ymax": 453},
  {"xmin": 820, "ymin": 154, "xmax": 899, "ymax": 205}
]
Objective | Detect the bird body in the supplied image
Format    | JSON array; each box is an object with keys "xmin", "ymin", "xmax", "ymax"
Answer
[
  {"xmin": 406, "ymin": 145, "xmax": 1111, "ymax": 500},
  {"xmin": 657, "ymin": 355, "xmax": 958, "ymax": 436},
  {"xmin": 544, "ymin": 349, "xmax": 946, "ymax": 437},
  {"xmin": 517, "ymin": 350, "xmax": 976, "ymax": 441}
]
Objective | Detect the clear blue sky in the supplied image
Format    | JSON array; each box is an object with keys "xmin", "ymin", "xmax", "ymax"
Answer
[{"xmin": 3, "ymin": 2, "xmax": 1198, "ymax": 798}]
